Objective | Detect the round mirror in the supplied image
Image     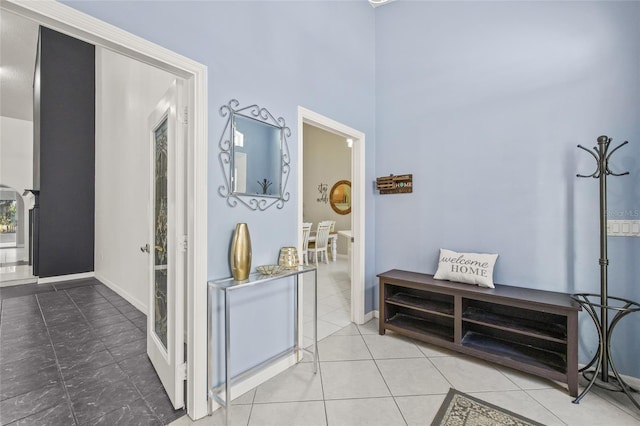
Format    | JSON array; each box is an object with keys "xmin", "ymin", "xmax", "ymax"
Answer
[{"xmin": 329, "ymin": 180, "xmax": 351, "ymax": 215}]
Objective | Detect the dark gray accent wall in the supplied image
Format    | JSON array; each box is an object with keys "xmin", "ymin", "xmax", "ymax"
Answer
[{"xmin": 34, "ymin": 27, "xmax": 95, "ymax": 278}]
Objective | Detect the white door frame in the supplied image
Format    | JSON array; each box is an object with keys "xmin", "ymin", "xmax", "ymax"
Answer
[
  {"xmin": 2, "ymin": 0, "xmax": 209, "ymax": 419},
  {"xmin": 297, "ymin": 106, "xmax": 366, "ymax": 325}
]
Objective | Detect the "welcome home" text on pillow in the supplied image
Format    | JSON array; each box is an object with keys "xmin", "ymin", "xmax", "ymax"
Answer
[{"xmin": 433, "ymin": 248, "xmax": 498, "ymax": 288}]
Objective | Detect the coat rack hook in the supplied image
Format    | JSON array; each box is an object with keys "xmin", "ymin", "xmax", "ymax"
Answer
[{"xmin": 576, "ymin": 135, "xmax": 629, "ymax": 179}]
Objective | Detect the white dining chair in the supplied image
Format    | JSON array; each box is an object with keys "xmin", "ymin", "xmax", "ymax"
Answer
[
  {"xmin": 301, "ymin": 222, "xmax": 312, "ymax": 265},
  {"xmin": 321, "ymin": 220, "xmax": 336, "ymax": 259},
  {"xmin": 308, "ymin": 222, "xmax": 331, "ymax": 264}
]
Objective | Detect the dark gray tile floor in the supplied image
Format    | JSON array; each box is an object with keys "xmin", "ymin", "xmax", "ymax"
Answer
[{"xmin": 0, "ymin": 278, "xmax": 185, "ymax": 425}]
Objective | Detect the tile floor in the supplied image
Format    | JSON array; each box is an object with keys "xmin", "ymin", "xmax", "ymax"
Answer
[
  {"xmin": 3, "ymin": 260, "xmax": 639, "ymax": 426},
  {"xmin": 172, "ymin": 319, "xmax": 640, "ymax": 425},
  {"xmin": 303, "ymin": 257, "xmax": 352, "ymax": 348},
  {"xmin": 0, "ymin": 246, "xmax": 35, "ymax": 286},
  {"xmin": 0, "ymin": 264, "xmax": 35, "ymax": 287},
  {"xmin": 171, "ymin": 260, "xmax": 640, "ymax": 426},
  {"xmin": 0, "ymin": 278, "xmax": 185, "ymax": 425}
]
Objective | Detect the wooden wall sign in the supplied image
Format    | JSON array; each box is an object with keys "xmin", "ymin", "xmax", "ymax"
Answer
[{"xmin": 376, "ymin": 174, "xmax": 413, "ymax": 194}]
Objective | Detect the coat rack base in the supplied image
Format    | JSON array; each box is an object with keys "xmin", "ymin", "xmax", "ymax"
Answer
[
  {"xmin": 581, "ymin": 370, "xmax": 638, "ymax": 393},
  {"xmin": 571, "ymin": 293, "xmax": 640, "ymax": 412}
]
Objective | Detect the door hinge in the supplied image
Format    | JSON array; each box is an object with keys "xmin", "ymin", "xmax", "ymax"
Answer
[
  {"xmin": 178, "ymin": 362, "xmax": 187, "ymax": 380},
  {"xmin": 180, "ymin": 235, "xmax": 188, "ymax": 252},
  {"xmin": 180, "ymin": 106, "xmax": 188, "ymax": 126}
]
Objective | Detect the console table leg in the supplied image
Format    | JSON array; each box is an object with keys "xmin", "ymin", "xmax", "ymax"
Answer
[
  {"xmin": 313, "ymin": 268, "xmax": 318, "ymax": 374},
  {"xmin": 224, "ymin": 291, "xmax": 231, "ymax": 425},
  {"xmin": 207, "ymin": 286, "xmax": 215, "ymax": 415}
]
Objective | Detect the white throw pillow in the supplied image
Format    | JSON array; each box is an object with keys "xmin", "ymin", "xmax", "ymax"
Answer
[{"xmin": 433, "ymin": 248, "xmax": 498, "ymax": 288}]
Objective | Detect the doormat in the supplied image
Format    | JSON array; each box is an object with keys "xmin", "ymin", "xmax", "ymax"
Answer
[{"xmin": 431, "ymin": 388, "xmax": 544, "ymax": 426}]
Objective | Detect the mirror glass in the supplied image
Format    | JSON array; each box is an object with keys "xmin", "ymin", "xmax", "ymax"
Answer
[
  {"xmin": 232, "ymin": 114, "xmax": 282, "ymax": 197},
  {"xmin": 218, "ymin": 99, "xmax": 290, "ymax": 211},
  {"xmin": 330, "ymin": 180, "xmax": 351, "ymax": 215}
]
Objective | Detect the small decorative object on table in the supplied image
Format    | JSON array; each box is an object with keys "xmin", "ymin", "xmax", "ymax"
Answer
[
  {"xmin": 278, "ymin": 247, "xmax": 299, "ymax": 269},
  {"xmin": 230, "ymin": 223, "xmax": 252, "ymax": 281},
  {"xmin": 256, "ymin": 264, "xmax": 283, "ymax": 276}
]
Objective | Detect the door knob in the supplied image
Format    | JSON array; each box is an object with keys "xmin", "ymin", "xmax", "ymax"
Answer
[{"xmin": 140, "ymin": 244, "xmax": 150, "ymax": 253}]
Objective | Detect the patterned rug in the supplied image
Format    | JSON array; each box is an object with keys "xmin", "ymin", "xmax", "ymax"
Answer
[{"xmin": 431, "ymin": 388, "xmax": 544, "ymax": 426}]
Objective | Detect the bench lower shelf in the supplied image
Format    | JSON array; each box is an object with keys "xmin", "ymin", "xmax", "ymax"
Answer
[
  {"xmin": 386, "ymin": 313, "xmax": 454, "ymax": 342},
  {"xmin": 461, "ymin": 331, "xmax": 566, "ymax": 373}
]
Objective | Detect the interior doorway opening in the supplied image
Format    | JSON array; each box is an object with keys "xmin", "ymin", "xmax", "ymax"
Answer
[
  {"xmin": 297, "ymin": 107, "xmax": 366, "ymax": 347},
  {"xmin": 0, "ymin": 185, "xmax": 34, "ymax": 286},
  {"xmin": 1, "ymin": 1, "xmax": 208, "ymax": 419},
  {"xmin": 301, "ymin": 124, "xmax": 353, "ymax": 343}
]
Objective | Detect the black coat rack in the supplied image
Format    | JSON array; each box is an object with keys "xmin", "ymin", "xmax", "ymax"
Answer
[{"xmin": 573, "ymin": 135, "xmax": 639, "ymax": 410}]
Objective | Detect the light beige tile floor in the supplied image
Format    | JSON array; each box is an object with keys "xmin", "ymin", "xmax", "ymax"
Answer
[
  {"xmin": 172, "ymin": 319, "xmax": 640, "ymax": 425},
  {"xmin": 302, "ymin": 257, "xmax": 352, "ymax": 348},
  {"xmin": 0, "ymin": 264, "xmax": 34, "ymax": 285},
  {"xmin": 171, "ymin": 258, "xmax": 640, "ymax": 426},
  {"xmin": 0, "ymin": 246, "xmax": 35, "ymax": 285}
]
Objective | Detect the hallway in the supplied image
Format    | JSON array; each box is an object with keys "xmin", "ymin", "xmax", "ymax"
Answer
[
  {"xmin": 0, "ymin": 278, "xmax": 184, "ymax": 425},
  {"xmin": 0, "ymin": 247, "xmax": 33, "ymax": 287}
]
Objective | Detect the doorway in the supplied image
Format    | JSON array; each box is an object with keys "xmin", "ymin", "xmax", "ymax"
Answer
[
  {"xmin": 0, "ymin": 186, "xmax": 34, "ymax": 286},
  {"xmin": 1, "ymin": 1, "xmax": 208, "ymax": 419},
  {"xmin": 297, "ymin": 107, "xmax": 366, "ymax": 344},
  {"xmin": 301, "ymin": 124, "xmax": 352, "ymax": 343}
]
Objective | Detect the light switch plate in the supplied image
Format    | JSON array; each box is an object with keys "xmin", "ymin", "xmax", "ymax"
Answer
[{"xmin": 607, "ymin": 220, "xmax": 640, "ymax": 237}]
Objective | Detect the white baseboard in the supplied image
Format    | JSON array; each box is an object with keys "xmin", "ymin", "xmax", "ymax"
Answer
[
  {"xmin": 38, "ymin": 271, "xmax": 95, "ymax": 284},
  {"xmin": 0, "ymin": 277, "xmax": 37, "ymax": 287},
  {"xmin": 95, "ymin": 273, "xmax": 147, "ymax": 315},
  {"xmin": 363, "ymin": 310, "xmax": 378, "ymax": 323},
  {"xmin": 208, "ymin": 354, "xmax": 297, "ymax": 413}
]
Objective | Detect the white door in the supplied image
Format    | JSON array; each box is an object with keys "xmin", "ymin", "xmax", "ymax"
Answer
[{"xmin": 147, "ymin": 80, "xmax": 186, "ymax": 409}]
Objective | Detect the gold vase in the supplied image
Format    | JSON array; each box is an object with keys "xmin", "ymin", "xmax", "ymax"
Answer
[{"xmin": 230, "ymin": 223, "xmax": 252, "ymax": 281}]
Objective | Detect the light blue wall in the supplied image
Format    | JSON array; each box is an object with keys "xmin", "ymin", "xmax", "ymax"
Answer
[
  {"xmin": 64, "ymin": 0, "xmax": 640, "ymax": 380},
  {"xmin": 62, "ymin": 0, "xmax": 376, "ymax": 383},
  {"xmin": 375, "ymin": 1, "xmax": 639, "ymax": 377}
]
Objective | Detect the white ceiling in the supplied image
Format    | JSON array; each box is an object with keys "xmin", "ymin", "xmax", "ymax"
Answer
[
  {"xmin": 0, "ymin": 1, "xmax": 393, "ymax": 123},
  {"xmin": 0, "ymin": 10, "xmax": 39, "ymax": 122}
]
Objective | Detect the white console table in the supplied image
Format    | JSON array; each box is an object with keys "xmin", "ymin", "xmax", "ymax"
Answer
[{"xmin": 207, "ymin": 265, "xmax": 318, "ymax": 425}]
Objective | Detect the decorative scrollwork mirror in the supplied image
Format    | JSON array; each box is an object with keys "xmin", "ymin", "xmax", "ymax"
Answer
[
  {"xmin": 329, "ymin": 180, "xmax": 351, "ymax": 215},
  {"xmin": 218, "ymin": 99, "xmax": 291, "ymax": 210}
]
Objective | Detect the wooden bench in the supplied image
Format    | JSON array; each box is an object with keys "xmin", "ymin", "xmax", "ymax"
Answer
[{"xmin": 378, "ymin": 269, "xmax": 581, "ymax": 396}]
